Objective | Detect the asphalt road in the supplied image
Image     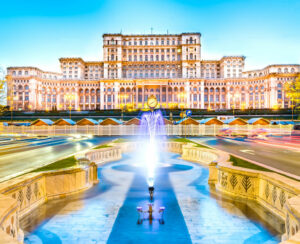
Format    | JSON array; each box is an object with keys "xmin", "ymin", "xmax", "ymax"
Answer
[
  {"xmin": 0, "ymin": 136, "xmax": 118, "ymax": 182},
  {"xmin": 188, "ymin": 136, "xmax": 300, "ymax": 178}
]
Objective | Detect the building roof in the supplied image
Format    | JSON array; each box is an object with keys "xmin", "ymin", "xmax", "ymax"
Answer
[
  {"xmin": 100, "ymin": 118, "xmax": 123, "ymax": 125},
  {"xmin": 124, "ymin": 118, "xmax": 140, "ymax": 125},
  {"xmin": 198, "ymin": 118, "xmax": 223, "ymax": 125},
  {"xmin": 31, "ymin": 119, "xmax": 54, "ymax": 126},
  {"xmin": 223, "ymin": 118, "xmax": 248, "ymax": 124},
  {"xmin": 176, "ymin": 117, "xmax": 199, "ymax": 125},
  {"xmin": 76, "ymin": 118, "xmax": 99, "ymax": 125},
  {"xmin": 247, "ymin": 118, "xmax": 270, "ymax": 124},
  {"xmin": 103, "ymin": 32, "xmax": 201, "ymax": 37},
  {"xmin": 54, "ymin": 118, "xmax": 76, "ymax": 125},
  {"xmin": 271, "ymin": 120, "xmax": 295, "ymax": 125}
]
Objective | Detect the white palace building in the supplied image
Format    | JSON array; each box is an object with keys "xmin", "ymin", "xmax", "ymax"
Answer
[{"xmin": 6, "ymin": 32, "xmax": 300, "ymax": 111}]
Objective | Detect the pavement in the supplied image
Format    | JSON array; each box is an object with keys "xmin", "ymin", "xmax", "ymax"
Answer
[
  {"xmin": 0, "ymin": 135, "xmax": 118, "ymax": 182},
  {"xmin": 21, "ymin": 152, "xmax": 281, "ymax": 244},
  {"xmin": 188, "ymin": 136, "xmax": 300, "ymax": 178}
]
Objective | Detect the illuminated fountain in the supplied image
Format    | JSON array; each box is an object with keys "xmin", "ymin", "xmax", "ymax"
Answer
[
  {"xmin": 139, "ymin": 95, "xmax": 165, "ymax": 200},
  {"xmin": 136, "ymin": 95, "xmax": 166, "ymax": 224}
]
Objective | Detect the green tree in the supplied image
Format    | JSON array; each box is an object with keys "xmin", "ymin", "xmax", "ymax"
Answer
[{"xmin": 0, "ymin": 79, "xmax": 8, "ymax": 115}]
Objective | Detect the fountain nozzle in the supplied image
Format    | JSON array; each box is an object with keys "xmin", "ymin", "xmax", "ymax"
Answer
[{"xmin": 148, "ymin": 186, "xmax": 154, "ymax": 200}]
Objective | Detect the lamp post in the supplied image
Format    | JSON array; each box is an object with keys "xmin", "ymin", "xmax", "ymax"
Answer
[
  {"xmin": 65, "ymin": 93, "xmax": 76, "ymax": 119},
  {"xmin": 7, "ymin": 95, "xmax": 18, "ymax": 122},
  {"xmin": 119, "ymin": 94, "xmax": 128, "ymax": 121}
]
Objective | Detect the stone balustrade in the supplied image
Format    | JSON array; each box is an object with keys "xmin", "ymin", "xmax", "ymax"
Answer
[
  {"xmin": 0, "ymin": 162, "xmax": 98, "ymax": 243},
  {"xmin": 85, "ymin": 146, "xmax": 122, "ymax": 164},
  {"xmin": 164, "ymin": 141, "xmax": 184, "ymax": 154},
  {"xmin": 164, "ymin": 140, "xmax": 300, "ymax": 243},
  {"xmin": 207, "ymin": 150, "xmax": 300, "ymax": 243},
  {"xmin": 181, "ymin": 143, "xmax": 218, "ymax": 165}
]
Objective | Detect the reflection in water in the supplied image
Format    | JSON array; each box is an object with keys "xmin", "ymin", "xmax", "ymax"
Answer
[{"xmin": 21, "ymin": 152, "xmax": 283, "ymax": 243}]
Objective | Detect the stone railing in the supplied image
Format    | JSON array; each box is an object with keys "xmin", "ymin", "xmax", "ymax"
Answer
[
  {"xmin": 0, "ymin": 162, "xmax": 98, "ymax": 243},
  {"xmin": 85, "ymin": 146, "xmax": 122, "ymax": 164},
  {"xmin": 1, "ymin": 124, "xmax": 293, "ymax": 137},
  {"xmin": 0, "ymin": 195, "xmax": 21, "ymax": 243},
  {"xmin": 0, "ymin": 143, "xmax": 126, "ymax": 243},
  {"xmin": 164, "ymin": 141, "xmax": 184, "ymax": 154},
  {"xmin": 181, "ymin": 143, "xmax": 218, "ymax": 165},
  {"xmin": 165, "ymin": 140, "xmax": 300, "ymax": 243},
  {"xmin": 207, "ymin": 151, "xmax": 300, "ymax": 243}
]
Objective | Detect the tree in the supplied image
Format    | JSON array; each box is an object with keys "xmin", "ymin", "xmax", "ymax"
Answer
[
  {"xmin": 285, "ymin": 75, "xmax": 300, "ymax": 120},
  {"xmin": 0, "ymin": 67, "xmax": 8, "ymax": 115},
  {"xmin": 0, "ymin": 80, "xmax": 8, "ymax": 115}
]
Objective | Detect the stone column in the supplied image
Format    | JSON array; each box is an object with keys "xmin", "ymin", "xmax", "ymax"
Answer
[
  {"xmin": 142, "ymin": 85, "xmax": 145, "ymax": 107},
  {"xmin": 100, "ymin": 83, "xmax": 104, "ymax": 110},
  {"xmin": 160, "ymin": 85, "xmax": 162, "ymax": 105},
  {"xmin": 200, "ymin": 82, "xmax": 204, "ymax": 109},
  {"xmin": 185, "ymin": 81, "xmax": 190, "ymax": 108},
  {"xmin": 114, "ymin": 82, "xmax": 119, "ymax": 109},
  {"xmin": 75, "ymin": 88, "xmax": 78, "ymax": 110},
  {"xmin": 135, "ymin": 86, "xmax": 138, "ymax": 108},
  {"xmin": 208, "ymin": 161, "xmax": 218, "ymax": 184},
  {"xmin": 166, "ymin": 85, "xmax": 169, "ymax": 107}
]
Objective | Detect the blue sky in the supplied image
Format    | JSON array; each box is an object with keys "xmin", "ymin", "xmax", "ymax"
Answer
[{"xmin": 0, "ymin": 0, "xmax": 299, "ymax": 72}]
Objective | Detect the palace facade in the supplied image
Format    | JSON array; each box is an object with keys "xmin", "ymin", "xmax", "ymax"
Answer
[{"xmin": 6, "ymin": 32, "xmax": 300, "ymax": 111}]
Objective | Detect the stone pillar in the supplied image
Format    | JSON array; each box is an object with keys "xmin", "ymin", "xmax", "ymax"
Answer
[
  {"xmin": 245, "ymin": 91, "xmax": 249, "ymax": 109},
  {"xmin": 185, "ymin": 81, "xmax": 190, "ymax": 108},
  {"xmin": 114, "ymin": 82, "xmax": 119, "ymax": 109},
  {"xmin": 226, "ymin": 93, "xmax": 231, "ymax": 109},
  {"xmin": 142, "ymin": 86, "xmax": 145, "ymax": 107},
  {"xmin": 75, "ymin": 89, "xmax": 78, "ymax": 110},
  {"xmin": 200, "ymin": 82, "xmax": 204, "ymax": 109},
  {"xmin": 160, "ymin": 85, "xmax": 162, "ymax": 106},
  {"xmin": 135, "ymin": 86, "xmax": 138, "ymax": 108},
  {"xmin": 100, "ymin": 83, "xmax": 104, "ymax": 110},
  {"xmin": 166, "ymin": 85, "xmax": 169, "ymax": 108},
  {"xmin": 208, "ymin": 161, "xmax": 218, "ymax": 184}
]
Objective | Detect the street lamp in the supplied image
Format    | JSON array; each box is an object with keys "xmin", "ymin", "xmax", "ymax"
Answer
[
  {"xmin": 119, "ymin": 94, "xmax": 128, "ymax": 121},
  {"xmin": 65, "ymin": 93, "xmax": 76, "ymax": 119},
  {"xmin": 7, "ymin": 95, "xmax": 18, "ymax": 122}
]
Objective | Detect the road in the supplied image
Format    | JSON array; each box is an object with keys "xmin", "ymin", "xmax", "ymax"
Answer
[
  {"xmin": 188, "ymin": 136, "xmax": 300, "ymax": 178},
  {"xmin": 0, "ymin": 135, "xmax": 117, "ymax": 182}
]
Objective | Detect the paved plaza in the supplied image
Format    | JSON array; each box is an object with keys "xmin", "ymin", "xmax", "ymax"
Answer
[{"xmin": 22, "ymin": 152, "xmax": 282, "ymax": 243}]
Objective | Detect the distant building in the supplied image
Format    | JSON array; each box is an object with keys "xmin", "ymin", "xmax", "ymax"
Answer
[{"xmin": 6, "ymin": 32, "xmax": 300, "ymax": 111}]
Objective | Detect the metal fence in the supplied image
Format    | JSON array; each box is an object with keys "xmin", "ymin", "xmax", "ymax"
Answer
[{"xmin": 0, "ymin": 124, "xmax": 293, "ymax": 137}]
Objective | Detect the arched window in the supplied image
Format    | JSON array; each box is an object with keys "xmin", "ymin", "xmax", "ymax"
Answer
[
  {"xmin": 284, "ymin": 68, "xmax": 288, "ymax": 73},
  {"xmin": 278, "ymin": 68, "xmax": 282, "ymax": 73}
]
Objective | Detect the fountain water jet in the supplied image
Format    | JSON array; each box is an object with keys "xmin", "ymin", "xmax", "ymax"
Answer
[{"xmin": 139, "ymin": 107, "xmax": 165, "ymax": 195}]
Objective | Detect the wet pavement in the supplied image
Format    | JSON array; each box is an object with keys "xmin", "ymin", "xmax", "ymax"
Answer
[
  {"xmin": 0, "ymin": 136, "xmax": 118, "ymax": 182},
  {"xmin": 21, "ymin": 152, "xmax": 283, "ymax": 244}
]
